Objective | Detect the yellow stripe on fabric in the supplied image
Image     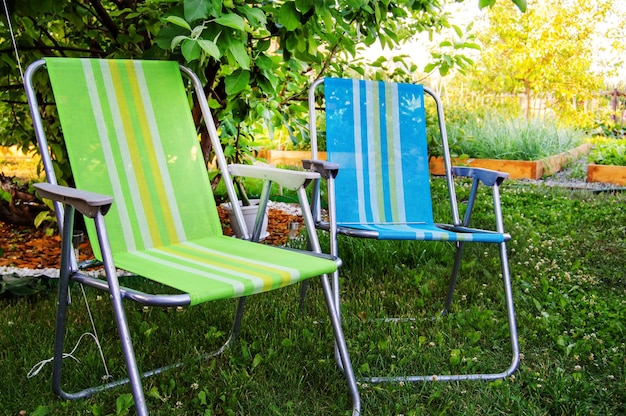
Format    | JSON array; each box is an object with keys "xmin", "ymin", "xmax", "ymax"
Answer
[
  {"xmin": 123, "ymin": 61, "xmax": 180, "ymax": 245},
  {"xmin": 131, "ymin": 61, "xmax": 187, "ymax": 244},
  {"xmin": 98, "ymin": 61, "xmax": 153, "ymax": 248},
  {"xmin": 108, "ymin": 61, "xmax": 165, "ymax": 247},
  {"xmin": 178, "ymin": 242, "xmax": 299, "ymax": 290},
  {"xmin": 129, "ymin": 251, "xmax": 246, "ymax": 299}
]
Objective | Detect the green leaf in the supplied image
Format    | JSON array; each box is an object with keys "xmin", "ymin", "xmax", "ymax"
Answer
[
  {"xmin": 237, "ymin": 6, "xmax": 267, "ymax": 27},
  {"xmin": 170, "ymin": 35, "xmax": 188, "ymax": 50},
  {"xmin": 181, "ymin": 39, "xmax": 201, "ymax": 61},
  {"xmin": 278, "ymin": 2, "xmax": 302, "ymax": 31},
  {"xmin": 225, "ymin": 70, "xmax": 250, "ymax": 95},
  {"xmin": 424, "ymin": 62, "xmax": 437, "ymax": 73},
  {"xmin": 184, "ymin": 0, "xmax": 210, "ymax": 23},
  {"xmin": 164, "ymin": 15, "xmax": 191, "ymax": 31},
  {"xmin": 227, "ymin": 41, "xmax": 250, "ymax": 69},
  {"xmin": 512, "ymin": 0, "xmax": 527, "ymax": 12},
  {"xmin": 449, "ymin": 349, "xmax": 462, "ymax": 365},
  {"xmin": 197, "ymin": 39, "xmax": 221, "ymax": 59},
  {"xmin": 452, "ymin": 24, "xmax": 462, "ymax": 38},
  {"xmin": 215, "ymin": 13, "xmax": 246, "ymax": 31},
  {"xmin": 198, "ymin": 390, "xmax": 207, "ymax": 405},
  {"xmin": 115, "ymin": 393, "xmax": 134, "ymax": 416}
]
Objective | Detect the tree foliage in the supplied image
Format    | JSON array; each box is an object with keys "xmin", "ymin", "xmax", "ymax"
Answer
[
  {"xmin": 470, "ymin": 0, "xmax": 614, "ymax": 120},
  {"xmin": 0, "ymin": 0, "xmax": 524, "ymax": 182}
]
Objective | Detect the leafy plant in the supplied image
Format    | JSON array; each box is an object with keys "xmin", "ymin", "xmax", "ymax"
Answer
[
  {"xmin": 445, "ymin": 112, "xmax": 586, "ymax": 160},
  {"xmin": 590, "ymin": 119, "xmax": 626, "ymax": 139},
  {"xmin": 588, "ymin": 138, "xmax": 626, "ymax": 166}
]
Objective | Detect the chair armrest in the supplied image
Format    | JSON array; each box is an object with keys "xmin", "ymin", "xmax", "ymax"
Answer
[
  {"xmin": 34, "ymin": 182, "xmax": 113, "ymax": 219},
  {"xmin": 228, "ymin": 163, "xmax": 320, "ymax": 191},
  {"xmin": 302, "ymin": 159, "xmax": 339, "ymax": 180},
  {"xmin": 452, "ymin": 166, "xmax": 508, "ymax": 186}
]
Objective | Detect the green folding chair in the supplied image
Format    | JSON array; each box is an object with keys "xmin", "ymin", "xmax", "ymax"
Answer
[
  {"xmin": 306, "ymin": 77, "xmax": 519, "ymax": 383},
  {"xmin": 24, "ymin": 58, "xmax": 360, "ymax": 415}
]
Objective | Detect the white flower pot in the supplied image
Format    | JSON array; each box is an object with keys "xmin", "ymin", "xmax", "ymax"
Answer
[{"xmin": 222, "ymin": 199, "xmax": 269, "ymax": 241}]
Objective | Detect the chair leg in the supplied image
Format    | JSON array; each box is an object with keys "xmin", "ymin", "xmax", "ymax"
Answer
[
  {"xmin": 92, "ymin": 213, "xmax": 149, "ymax": 416},
  {"xmin": 319, "ymin": 273, "xmax": 361, "ymax": 416},
  {"xmin": 51, "ymin": 208, "xmax": 75, "ymax": 399},
  {"xmin": 441, "ymin": 241, "xmax": 466, "ymax": 315}
]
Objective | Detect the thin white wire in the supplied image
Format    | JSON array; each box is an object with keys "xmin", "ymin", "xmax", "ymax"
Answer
[
  {"xmin": 2, "ymin": 0, "xmax": 24, "ymax": 82},
  {"xmin": 27, "ymin": 284, "xmax": 112, "ymax": 382}
]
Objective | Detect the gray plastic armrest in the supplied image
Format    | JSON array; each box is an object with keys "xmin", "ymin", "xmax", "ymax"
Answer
[
  {"xmin": 228, "ymin": 163, "xmax": 320, "ymax": 191},
  {"xmin": 34, "ymin": 182, "xmax": 113, "ymax": 219},
  {"xmin": 452, "ymin": 166, "xmax": 508, "ymax": 186},
  {"xmin": 302, "ymin": 159, "xmax": 339, "ymax": 180}
]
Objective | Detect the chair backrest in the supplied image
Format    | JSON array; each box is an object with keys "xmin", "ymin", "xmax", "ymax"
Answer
[
  {"xmin": 321, "ymin": 78, "xmax": 436, "ymax": 226},
  {"xmin": 44, "ymin": 58, "xmax": 222, "ymax": 256}
]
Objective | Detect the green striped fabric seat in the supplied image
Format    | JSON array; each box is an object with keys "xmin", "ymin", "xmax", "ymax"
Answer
[{"xmin": 45, "ymin": 58, "xmax": 336, "ymax": 305}]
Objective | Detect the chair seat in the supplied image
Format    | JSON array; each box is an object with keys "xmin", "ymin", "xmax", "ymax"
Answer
[
  {"xmin": 114, "ymin": 236, "xmax": 337, "ymax": 305},
  {"xmin": 338, "ymin": 223, "xmax": 509, "ymax": 243}
]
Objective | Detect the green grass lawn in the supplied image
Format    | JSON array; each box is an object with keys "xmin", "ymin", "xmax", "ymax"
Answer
[{"xmin": 1, "ymin": 178, "xmax": 625, "ymax": 415}]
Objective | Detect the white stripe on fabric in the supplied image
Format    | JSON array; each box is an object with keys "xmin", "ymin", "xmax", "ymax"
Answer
[
  {"xmin": 365, "ymin": 81, "xmax": 381, "ymax": 223},
  {"xmin": 132, "ymin": 251, "xmax": 246, "ymax": 297},
  {"xmin": 351, "ymin": 79, "xmax": 367, "ymax": 223},
  {"xmin": 184, "ymin": 241, "xmax": 301, "ymax": 282},
  {"xmin": 132, "ymin": 61, "xmax": 187, "ymax": 242},
  {"xmin": 81, "ymin": 60, "xmax": 137, "ymax": 251},
  {"xmin": 389, "ymin": 83, "xmax": 407, "ymax": 223},
  {"xmin": 98, "ymin": 60, "xmax": 154, "ymax": 248}
]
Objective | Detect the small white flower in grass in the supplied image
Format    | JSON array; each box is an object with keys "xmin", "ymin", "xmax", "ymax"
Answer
[
  {"xmin": 574, "ymin": 365, "xmax": 582, "ymax": 371},
  {"xmin": 96, "ymin": 295, "xmax": 103, "ymax": 301},
  {"xmin": 191, "ymin": 382, "xmax": 199, "ymax": 390},
  {"xmin": 428, "ymin": 342, "xmax": 435, "ymax": 347},
  {"xmin": 608, "ymin": 375, "xmax": 615, "ymax": 380},
  {"xmin": 472, "ymin": 357, "xmax": 478, "ymax": 362},
  {"xmin": 399, "ymin": 381, "xmax": 405, "ymax": 387},
  {"xmin": 175, "ymin": 401, "xmax": 183, "ymax": 409}
]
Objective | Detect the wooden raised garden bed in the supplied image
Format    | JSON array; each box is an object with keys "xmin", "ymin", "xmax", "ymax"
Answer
[
  {"xmin": 264, "ymin": 150, "xmax": 327, "ymax": 167},
  {"xmin": 587, "ymin": 164, "xmax": 626, "ymax": 186},
  {"xmin": 264, "ymin": 143, "xmax": 592, "ymax": 180},
  {"xmin": 429, "ymin": 143, "xmax": 592, "ymax": 180}
]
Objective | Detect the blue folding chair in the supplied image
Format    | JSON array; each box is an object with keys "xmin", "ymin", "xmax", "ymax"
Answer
[{"xmin": 305, "ymin": 77, "xmax": 520, "ymax": 383}]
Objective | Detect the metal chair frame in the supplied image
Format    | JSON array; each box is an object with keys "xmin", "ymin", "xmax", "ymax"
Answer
[
  {"xmin": 25, "ymin": 60, "xmax": 361, "ymax": 415},
  {"xmin": 305, "ymin": 77, "xmax": 520, "ymax": 383}
]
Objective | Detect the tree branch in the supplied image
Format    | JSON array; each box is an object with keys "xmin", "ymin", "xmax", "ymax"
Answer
[{"xmin": 87, "ymin": 0, "xmax": 120, "ymax": 39}]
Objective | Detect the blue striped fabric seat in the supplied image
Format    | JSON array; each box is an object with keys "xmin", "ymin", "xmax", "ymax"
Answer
[{"xmin": 324, "ymin": 78, "xmax": 507, "ymax": 243}]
